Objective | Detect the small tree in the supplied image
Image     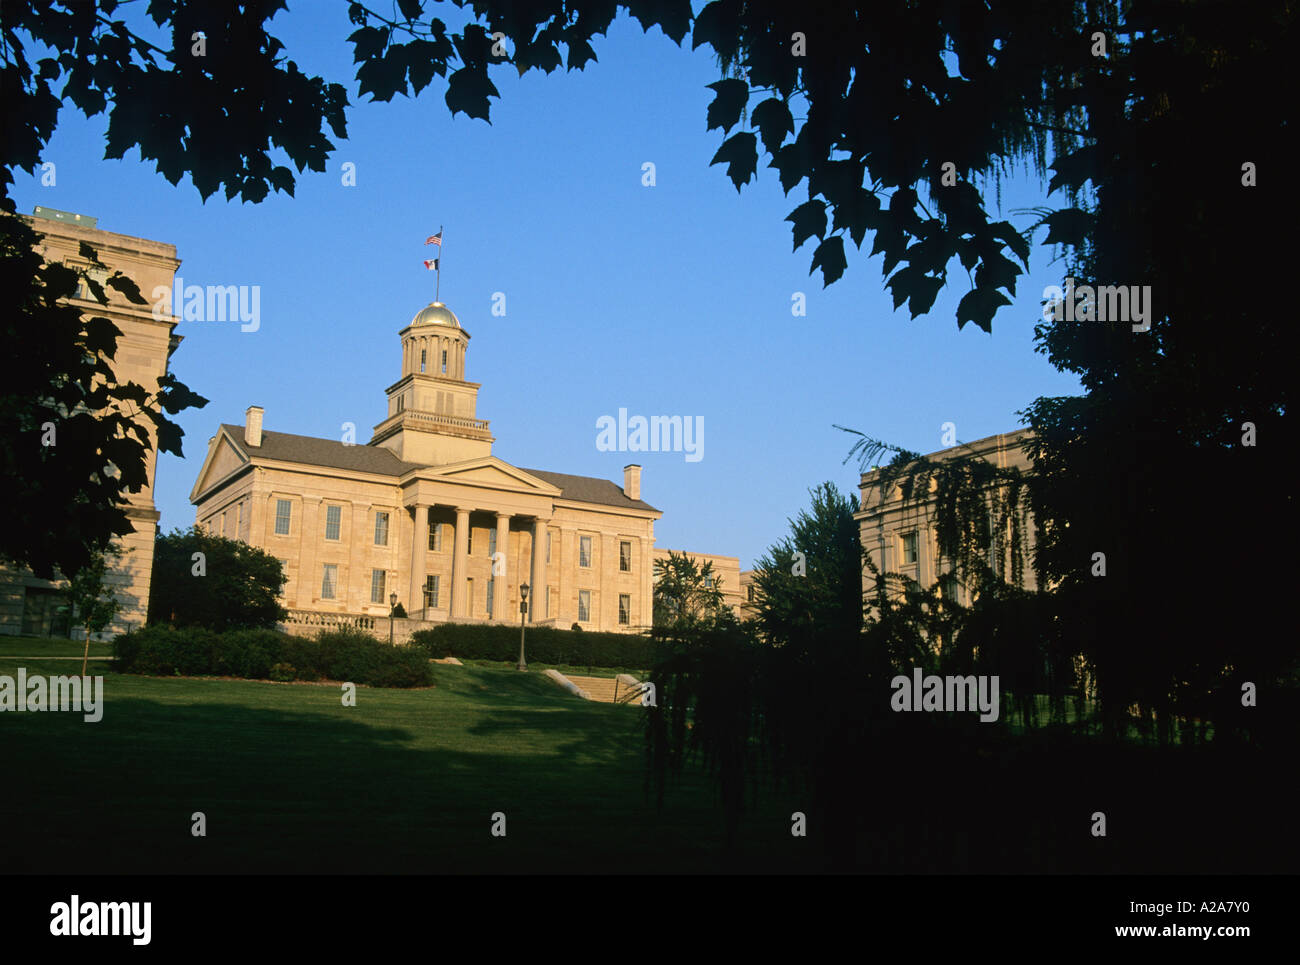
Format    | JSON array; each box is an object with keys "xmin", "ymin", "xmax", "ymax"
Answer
[
  {"xmin": 653, "ymin": 551, "xmax": 727, "ymax": 628},
  {"xmin": 751, "ymin": 481, "xmax": 863, "ymax": 648},
  {"xmin": 149, "ymin": 527, "xmax": 286, "ymax": 632},
  {"xmin": 66, "ymin": 544, "xmax": 124, "ymax": 676}
]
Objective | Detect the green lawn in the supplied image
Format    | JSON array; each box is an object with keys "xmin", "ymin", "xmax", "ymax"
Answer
[
  {"xmin": 0, "ymin": 635, "xmax": 113, "ymax": 658},
  {"xmin": 0, "ymin": 653, "xmax": 816, "ymax": 873}
]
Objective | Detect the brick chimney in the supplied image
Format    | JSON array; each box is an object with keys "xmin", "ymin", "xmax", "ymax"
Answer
[
  {"xmin": 245, "ymin": 406, "xmax": 264, "ymax": 447},
  {"xmin": 623, "ymin": 464, "xmax": 641, "ymax": 501}
]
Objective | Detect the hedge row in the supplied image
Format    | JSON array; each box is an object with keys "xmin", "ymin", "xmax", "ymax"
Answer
[
  {"xmin": 113, "ymin": 625, "xmax": 432, "ymax": 688},
  {"xmin": 409, "ymin": 622, "xmax": 658, "ymax": 668}
]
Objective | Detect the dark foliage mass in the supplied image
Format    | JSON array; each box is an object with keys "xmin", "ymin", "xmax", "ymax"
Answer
[
  {"xmin": 149, "ymin": 527, "xmax": 287, "ymax": 633},
  {"xmin": 411, "ymin": 622, "xmax": 657, "ymax": 669},
  {"xmin": 114, "ymin": 624, "xmax": 433, "ymax": 688}
]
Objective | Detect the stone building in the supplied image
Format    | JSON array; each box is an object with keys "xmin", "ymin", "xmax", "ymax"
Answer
[
  {"xmin": 854, "ymin": 429, "xmax": 1037, "ymax": 606},
  {"xmin": 0, "ymin": 207, "xmax": 181, "ymax": 638},
  {"xmin": 737, "ymin": 569, "xmax": 759, "ymax": 620},
  {"xmin": 190, "ymin": 299, "xmax": 680, "ymax": 634}
]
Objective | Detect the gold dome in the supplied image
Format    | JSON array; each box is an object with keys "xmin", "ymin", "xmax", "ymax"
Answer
[{"xmin": 411, "ymin": 301, "xmax": 460, "ymax": 328}]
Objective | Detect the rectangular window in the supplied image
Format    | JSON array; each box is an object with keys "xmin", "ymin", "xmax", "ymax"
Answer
[
  {"xmin": 940, "ymin": 573, "xmax": 959, "ymax": 602},
  {"xmin": 370, "ymin": 569, "xmax": 386, "ymax": 604},
  {"xmin": 486, "ymin": 578, "xmax": 494, "ymax": 617},
  {"xmin": 420, "ymin": 349, "xmax": 427, "ymax": 373},
  {"xmin": 901, "ymin": 531, "xmax": 919, "ymax": 565},
  {"xmin": 425, "ymin": 575, "xmax": 440, "ymax": 609},
  {"xmin": 619, "ymin": 541, "xmax": 631, "ymax": 572},
  {"xmin": 321, "ymin": 564, "xmax": 337, "ymax": 600},
  {"xmin": 274, "ymin": 499, "xmax": 291, "ymax": 536},
  {"xmin": 747, "ymin": 585, "xmax": 755, "ymax": 603},
  {"xmin": 374, "ymin": 511, "xmax": 390, "ymax": 546},
  {"xmin": 488, "ymin": 528, "xmax": 497, "ymax": 560},
  {"xmin": 618, "ymin": 594, "xmax": 630, "ymax": 625},
  {"xmin": 441, "ymin": 350, "xmax": 447, "ymax": 374},
  {"xmin": 429, "ymin": 520, "xmax": 442, "ymax": 552},
  {"xmin": 466, "ymin": 579, "xmax": 474, "ymax": 617},
  {"xmin": 467, "ymin": 527, "xmax": 473, "ymax": 555},
  {"xmin": 579, "ymin": 535, "xmax": 592, "ymax": 568},
  {"xmin": 704, "ymin": 575, "xmax": 714, "ymax": 589},
  {"xmin": 578, "ymin": 590, "xmax": 591, "ymax": 623},
  {"xmin": 325, "ymin": 505, "xmax": 341, "ymax": 541}
]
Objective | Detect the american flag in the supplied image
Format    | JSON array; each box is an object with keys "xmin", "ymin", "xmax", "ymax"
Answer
[
  {"xmin": 425, "ymin": 232, "xmax": 442, "ymax": 246},
  {"xmin": 423, "ymin": 258, "xmax": 439, "ymax": 270}
]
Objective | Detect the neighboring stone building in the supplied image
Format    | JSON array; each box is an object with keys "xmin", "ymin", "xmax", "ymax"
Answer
[
  {"xmin": 651, "ymin": 548, "xmax": 744, "ymax": 619},
  {"xmin": 0, "ymin": 207, "xmax": 181, "ymax": 638},
  {"xmin": 737, "ymin": 569, "xmax": 759, "ymax": 620},
  {"xmin": 190, "ymin": 299, "xmax": 682, "ymax": 634},
  {"xmin": 854, "ymin": 429, "xmax": 1037, "ymax": 607}
]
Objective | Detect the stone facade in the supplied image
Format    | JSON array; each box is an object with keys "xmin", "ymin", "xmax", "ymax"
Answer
[
  {"xmin": 854, "ymin": 429, "xmax": 1037, "ymax": 606},
  {"xmin": 191, "ymin": 300, "xmax": 674, "ymax": 634},
  {"xmin": 737, "ymin": 569, "xmax": 759, "ymax": 620},
  {"xmin": 0, "ymin": 208, "xmax": 181, "ymax": 638}
]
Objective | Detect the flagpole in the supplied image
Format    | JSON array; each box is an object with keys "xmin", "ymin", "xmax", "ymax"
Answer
[{"xmin": 436, "ymin": 224, "xmax": 443, "ymax": 302}]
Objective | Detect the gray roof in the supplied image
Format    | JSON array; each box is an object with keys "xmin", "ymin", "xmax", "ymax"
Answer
[
  {"xmin": 519, "ymin": 468, "xmax": 659, "ymax": 513},
  {"xmin": 221, "ymin": 424, "xmax": 659, "ymax": 512},
  {"xmin": 221, "ymin": 425, "xmax": 420, "ymax": 476}
]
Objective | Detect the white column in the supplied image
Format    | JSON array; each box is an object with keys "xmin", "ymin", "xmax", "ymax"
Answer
[
  {"xmin": 530, "ymin": 517, "xmax": 550, "ymax": 623},
  {"xmin": 410, "ymin": 504, "xmax": 428, "ymax": 619},
  {"xmin": 451, "ymin": 506, "xmax": 470, "ymax": 618},
  {"xmin": 493, "ymin": 512, "xmax": 511, "ymax": 621}
]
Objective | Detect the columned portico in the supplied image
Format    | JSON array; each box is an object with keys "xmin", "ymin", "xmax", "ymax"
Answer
[
  {"xmin": 451, "ymin": 506, "xmax": 471, "ymax": 618},
  {"xmin": 410, "ymin": 503, "xmax": 429, "ymax": 618},
  {"xmin": 493, "ymin": 512, "xmax": 511, "ymax": 620},
  {"xmin": 530, "ymin": 516, "xmax": 550, "ymax": 622}
]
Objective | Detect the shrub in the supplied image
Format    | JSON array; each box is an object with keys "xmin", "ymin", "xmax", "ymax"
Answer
[
  {"xmin": 314, "ymin": 627, "xmax": 432, "ymax": 687},
  {"xmin": 217, "ymin": 629, "xmax": 288, "ymax": 679},
  {"xmin": 409, "ymin": 623, "xmax": 656, "ymax": 669},
  {"xmin": 112, "ymin": 624, "xmax": 431, "ymax": 687},
  {"xmin": 114, "ymin": 625, "xmax": 220, "ymax": 676},
  {"xmin": 269, "ymin": 663, "xmax": 296, "ymax": 682}
]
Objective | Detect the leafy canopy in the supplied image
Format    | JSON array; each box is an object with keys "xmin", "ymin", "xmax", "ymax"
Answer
[{"xmin": 149, "ymin": 527, "xmax": 287, "ymax": 633}]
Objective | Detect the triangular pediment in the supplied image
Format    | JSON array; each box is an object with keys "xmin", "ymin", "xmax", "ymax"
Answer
[
  {"xmin": 407, "ymin": 456, "xmax": 561, "ymax": 495},
  {"xmin": 189, "ymin": 428, "xmax": 250, "ymax": 503}
]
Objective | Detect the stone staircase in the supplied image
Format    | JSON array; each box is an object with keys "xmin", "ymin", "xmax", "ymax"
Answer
[{"xmin": 562, "ymin": 674, "xmax": 646, "ymax": 705}]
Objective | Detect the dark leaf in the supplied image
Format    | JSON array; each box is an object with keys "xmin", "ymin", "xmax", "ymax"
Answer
[
  {"xmin": 810, "ymin": 235, "xmax": 847, "ymax": 287},
  {"xmin": 705, "ymin": 78, "xmax": 749, "ymax": 133},
  {"xmin": 710, "ymin": 132, "xmax": 758, "ymax": 191},
  {"xmin": 787, "ymin": 199, "xmax": 828, "ymax": 251}
]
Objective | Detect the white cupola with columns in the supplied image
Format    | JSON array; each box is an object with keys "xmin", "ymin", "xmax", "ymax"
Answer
[{"xmin": 370, "ymin": 299, "xmax": 494, "ymax": 465}]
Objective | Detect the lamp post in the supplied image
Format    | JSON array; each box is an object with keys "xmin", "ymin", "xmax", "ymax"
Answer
[
  {"xmin": 389, "ymin": 591, "xmax": 398, "ymax": 646},
  {"xmin": 518, "ymin": 582, "xmax": 529, "ymax": 671}
]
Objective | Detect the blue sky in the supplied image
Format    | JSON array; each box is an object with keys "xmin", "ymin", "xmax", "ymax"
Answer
[{"xmin": 12, "ymin": 3, "xmax": 1081, "ymax": 570}]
